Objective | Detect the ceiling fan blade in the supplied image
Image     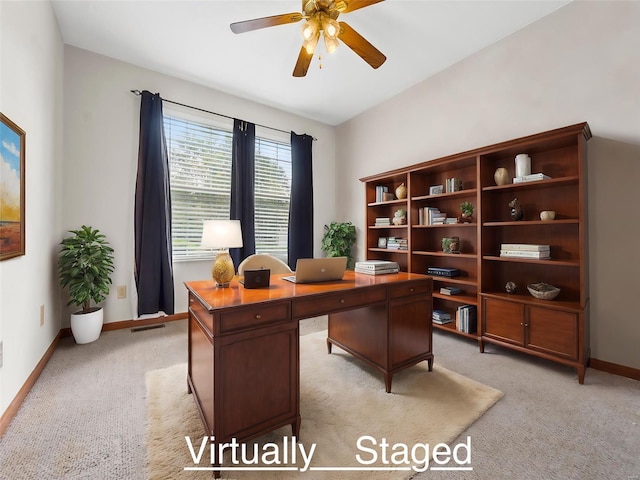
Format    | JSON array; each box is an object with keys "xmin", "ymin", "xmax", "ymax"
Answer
[
  {"xmin": 338, "ymin": 22, "xmax": 386, "ymax": 69},
  {"xmin": 293, "ymin": 34, "xmax": 319, "ymax": 77},
  {"xmin": 230, "ymin": 12, "xmax": 303, "ymax": 34},
  {"xmin": 336, "ymin": 0, "xmax": 384, "ymax": 14}
]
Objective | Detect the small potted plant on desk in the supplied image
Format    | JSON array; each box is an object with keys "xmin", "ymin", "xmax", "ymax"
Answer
[
  {"xmin": 58, "ymin": 225, "xmax": 114, "ymax": 344},
  {"xmin": 321, "ymin": 221, "xmax": 357, "ymax": 269}
]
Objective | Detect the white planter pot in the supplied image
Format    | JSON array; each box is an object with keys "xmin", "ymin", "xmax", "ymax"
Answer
[{"xmin": 70, "ymin": 308, "xmax": 104, "ymax": 344}]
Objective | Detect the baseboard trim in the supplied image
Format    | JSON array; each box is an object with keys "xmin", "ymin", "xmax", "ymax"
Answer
[
  {"xmin": 102, "ymin": 312, "xmax": 187, "ymax": 331},
  {"xmin": 2, "ymin": 312, "xmax": 188, "ymax": 437},
  {"xmin": 589, "ymin": 358, "xmax": 640, "ymax": 381},
  {"xmin": 59, "ymin": 312, "xmax": 188, "ymax": 338},
  {"xmin": 0, "ymin": 331, "xmax": 62, "ymax": 438}
]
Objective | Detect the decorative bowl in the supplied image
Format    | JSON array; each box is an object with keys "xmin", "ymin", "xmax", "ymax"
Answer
[
  {"xmin": 527, "ymin": 282, "xmax": 560, "ymax": 300},
  {"xmin": 540, "ymin": 210, "xmax": 556, "ymax": 221}
]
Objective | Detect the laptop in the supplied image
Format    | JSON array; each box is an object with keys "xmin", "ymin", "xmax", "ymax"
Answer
[
  {"xmin": 282, "ymin": 257, "xmax": 347, "ymax": 284},
  {"xmin": 239, "ymin": 269, "xmax": 271, "ymax": 289}
]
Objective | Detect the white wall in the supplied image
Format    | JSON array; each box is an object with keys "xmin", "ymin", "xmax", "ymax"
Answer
[
  {"xmin": 62, "ymin": 46, "xmax": 337, "ymax": 320},
  {"xmin": 336, "ymin": 1, "xmax": 640, "ymax": 369},
  {"xmin": 0, "ymin": 1, "xmax": 64, "ymax": 414}
]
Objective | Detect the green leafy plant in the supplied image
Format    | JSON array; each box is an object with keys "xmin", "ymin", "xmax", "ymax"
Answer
[
  {"xmin": 321, "ymin": 222, "xmax": 357, "ymax": 269},
  {"xmin": 58, "ymin": 225, "xmax": 115, "ymax": 314},
  {"xmin": 460, "ymin": 201, "xmax": 474, "ymax": 217}
]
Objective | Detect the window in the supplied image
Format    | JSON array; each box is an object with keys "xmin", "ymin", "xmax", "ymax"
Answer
[{"xmin": 164, "ymin": 112, "xmax": 292, "ymax": 262}]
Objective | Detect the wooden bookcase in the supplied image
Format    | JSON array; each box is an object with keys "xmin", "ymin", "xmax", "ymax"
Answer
[{"xmin": 360, "ymin": 122, "xmax": 591, "ymax": 383}]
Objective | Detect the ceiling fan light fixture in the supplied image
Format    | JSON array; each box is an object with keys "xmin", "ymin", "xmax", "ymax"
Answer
[
  {"xmin": 301, "ymin": 19, "xmax": 318, "ymax": 41},
  {"xmin": 324, "ymin": 34, "xmax": 339, "ymax": 54},
  {"xmin": 323, "ymin": 17, "xmax": 340, "ymax": 39},
  {"xmin": 304, "ymin": 31, "xmax": 320, "ymax": 55}
]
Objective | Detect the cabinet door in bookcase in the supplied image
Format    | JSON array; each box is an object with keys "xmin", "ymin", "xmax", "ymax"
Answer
[
  {"xmin": 482, "ymin": 297, "xmax": 524, "ymax": 346},
  {"xmin": 526, "ymin": 306, "xmax": 578, "ymax": 360}
]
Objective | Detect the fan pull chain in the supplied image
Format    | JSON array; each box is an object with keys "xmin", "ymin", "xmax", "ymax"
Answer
[{"xmin": 319, "ymin": 54, "xmax": 322, "ymax": 70}]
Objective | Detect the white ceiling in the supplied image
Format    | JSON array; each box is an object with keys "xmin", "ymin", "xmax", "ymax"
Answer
[{"xmin": 52, "ymin": 0, "xmax": 570, "ymax": 125}]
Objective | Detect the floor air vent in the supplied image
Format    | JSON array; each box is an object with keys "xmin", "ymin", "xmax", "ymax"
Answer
[{"xmin": 131, "ymin": 324, "xmax": 166, "ymax": 333}]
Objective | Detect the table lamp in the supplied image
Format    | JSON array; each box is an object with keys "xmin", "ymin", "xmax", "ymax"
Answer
[{"xmin": 200, "ymin": 220, "xmax": 243, "ymax": 287}]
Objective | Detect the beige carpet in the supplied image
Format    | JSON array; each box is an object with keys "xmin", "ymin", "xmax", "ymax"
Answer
[{"xmin": 145, "ymin": 330, "xmax": 503, "ymax": 480}]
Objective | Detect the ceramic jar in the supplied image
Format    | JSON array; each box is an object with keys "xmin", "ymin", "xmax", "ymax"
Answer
[
  {"xmin": 395, "ymin": 183, "xmax": 407, "ymax": 200},
  {"xmin": 515, "ymin": 154, "xmax": 531, "ymax": 178},
  {"xmin": 494, "ymin": 167, "xmax": 509, "ymax": 186}
]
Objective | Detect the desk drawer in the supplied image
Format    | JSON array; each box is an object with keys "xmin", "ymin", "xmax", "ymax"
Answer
[
  {"xmin": 388, "ymin": 280, "xmax": 431, "ymax": 299},
  {"xmin": 189, "ymin": 294, "xmax": 214, "ymax": 336},
  {"xmin": 293, "ymin": 287, "xmax": 386, "ymax": 319},
  {"xmin": 221, "ymin": 302, "xmax": 290, "ymax": 334}
]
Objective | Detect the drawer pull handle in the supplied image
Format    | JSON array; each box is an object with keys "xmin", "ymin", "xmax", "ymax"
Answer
[
  {"xmin": 340, "ymin": 299, "xmax": 345, "ymax": 304},
  {"xmin": 410, "ymin": 288, "xmax": 414, "ymax": 292},
  {"xmin": 255, "ymin": 314, "xmax": 261, "ymax": 319}
]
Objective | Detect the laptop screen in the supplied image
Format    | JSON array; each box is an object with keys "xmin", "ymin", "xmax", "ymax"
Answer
[{"xmin": 283, "ymin": 257, "xmax": 347, "ymax": 283}]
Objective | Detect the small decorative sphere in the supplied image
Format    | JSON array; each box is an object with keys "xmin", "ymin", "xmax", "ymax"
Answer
[{"xmin": 505, "ymin": 281, "xmax": 517, "ymax": 294}]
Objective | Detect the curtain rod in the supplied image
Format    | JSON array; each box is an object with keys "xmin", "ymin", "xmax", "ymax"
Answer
[{"xmin": 130, "ymin": 90, "xmax": 316, "ymax": 141}]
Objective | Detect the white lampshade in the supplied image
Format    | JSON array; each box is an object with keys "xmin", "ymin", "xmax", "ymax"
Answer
[{"xmin": 200, "ymin": 220, "xmax": 243, "ymax": 249}]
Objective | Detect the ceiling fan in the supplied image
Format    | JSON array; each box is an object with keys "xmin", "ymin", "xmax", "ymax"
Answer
[{"xmin": 230, "ymin": 0, "xmax": 386, "ymax": 77}]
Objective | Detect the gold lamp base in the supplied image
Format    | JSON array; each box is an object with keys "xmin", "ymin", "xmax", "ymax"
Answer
[{"xmin": 212, "ymin": 251, "xmax": 235, "ymax": 287}]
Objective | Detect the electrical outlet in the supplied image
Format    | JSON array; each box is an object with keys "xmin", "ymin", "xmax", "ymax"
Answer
[
  {"xmin": 117, "ymin": 285, "xmax": 127, "ymax": 299},
  {"xmin": 40, "ymin": 305, "xmax": 45, "ymax": 326}
]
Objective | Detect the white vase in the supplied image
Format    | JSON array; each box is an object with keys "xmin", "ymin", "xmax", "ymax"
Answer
[
  {"xmin": 515, "ymin": 154, "xmax": 531, "ymax": 177},
  {"xmin": 70, "ymin": 308, "xmax": 104, "ymax": 344}
]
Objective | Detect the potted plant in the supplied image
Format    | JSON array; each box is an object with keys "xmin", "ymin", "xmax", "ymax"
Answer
[
  {"xmin": 459, "ymin": 201, "xmax": 474, "ymax": 223},
  {"xmin": 58, "ymin": 225, "xmax": 114, "ymax": 344},
  {"xmin": 321, "ymin": 221, "xmax": 357, "ymax": 269}
]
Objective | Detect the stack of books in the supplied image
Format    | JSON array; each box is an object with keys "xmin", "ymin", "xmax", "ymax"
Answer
[
  {"xmin": 432, "ymin": 310, "xmax": 452, "ymax": 325},
  {"xmin": 418, "ymin": 207, "xmax": 446, "ymax": 225},
  {"xmin": 500, "ymin": 243, "xmax": 550, "ymax": 259},
  {"xmin": 427, "ymin": 267, "xmax": 461, "ymax": 278},
  {"xmin": 355, "ymin": 260, "xmax": 400, "ymax": 275},
  {"xmin": 456, "ymin": 305, "xmax": 477, "ymax": 333},
  {"xmin": 387, "ymin": 237, "xmax": 408, "ymax": 250},
  {"xmin": 374, "ymin": 217, "xmax": 391, "ymax": 226},
  {"xmin": 440, "ymin": 286, "xmax": 462, "ymax": 295},
  {"xmin": 375, "ymin": 185, "xmax": 389, "ymax": 202},
  {"xmin": 513, "ymin": 173, "xmax": 551, "ymax": 183}
]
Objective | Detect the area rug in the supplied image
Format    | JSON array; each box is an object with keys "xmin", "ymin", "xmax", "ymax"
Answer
[{"xmin": 145, "ymin": 330, "xmax": 503, "ymax": 480}]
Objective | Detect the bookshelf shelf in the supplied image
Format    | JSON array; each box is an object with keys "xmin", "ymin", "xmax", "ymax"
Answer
[
  {"xmin": 415, "ymin": 251, "xmax": 477, "ymax": 259},
  {"xmin": 361, "ymin": 122, "xmax": 590, "ymax": 383},
  {"xmin": 368, "ymin": 199, "xmax": 408, "ymax": 207},
  {"xmin": 368, "ymin": 248, "xmax": 408, "ymax": 254}
]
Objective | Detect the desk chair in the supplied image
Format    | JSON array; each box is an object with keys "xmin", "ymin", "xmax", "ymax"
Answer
[{"xmin": 237, "ymin": 254, "xmax": 292, "ymax": 275}]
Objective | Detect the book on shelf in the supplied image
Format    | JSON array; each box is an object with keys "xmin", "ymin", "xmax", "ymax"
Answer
[
  {"xmin": 500, "ymin": 243, "xmax": 550, "ymax": 251},
  {"xmin": 386, "ymin": 237, "xmax": 408, "ymax": 250},
  {"xmin": 427, "ymin": 267, "xmax": 461, "ymax": 278},
  {"xmin": 375, "ymin": 185, "xmax": 389, "ymax": 202},
  {"xmin": 382, "ymin": 192, "xmax": 395, "ymax": 202},
  {"xmin": 500, "ymin": 250, "xmax": 550, "ymax": 259},
  {"xmin": 445, "ymin": 177, "xmax": 463, "ymax": 193},
  {"xmin": 355, "ymin": 260, "xmax": 399, "ymax": 271},
  {"xmin": 374, "ymin": 217, "xmax": 391, "ymax": 226},
  {"xmin": 433, "ymin": 317, "xmax": 453, "ymax": 325},
  {"xmin": 355, "ymin": 266, "xmax": 400, "ymax": 275},
  {"xmin": 513, "ymin": 173, "xmax": 551, "ymax": 183},
  {"xmin": 440, "ymin": 286, "xmax": 462, "ymax": 295},
  {"xmin": 433, "ymin": 310, "xmax": 452, "ymax": 324},
  {"xmin": 455, "ymin": 305, "xmax": 477, "ymax": 333}
]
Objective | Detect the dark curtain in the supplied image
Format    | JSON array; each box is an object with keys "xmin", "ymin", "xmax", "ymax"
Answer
[
  {"xmin": 134, "ymin": 91, "xmax": 175, "ymax": 316},
  {"xmin": 230, "ymin": 119, "xmax": 256, "ymax": 268},
  {"xmin": 287, "ymin": 132, "xmax": 314, "ymax": 268}
]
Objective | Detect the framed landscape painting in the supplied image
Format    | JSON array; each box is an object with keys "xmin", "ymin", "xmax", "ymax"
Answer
[{"xmin": 0, "ymin": 113, "xmax": 26, "ymax": 260}]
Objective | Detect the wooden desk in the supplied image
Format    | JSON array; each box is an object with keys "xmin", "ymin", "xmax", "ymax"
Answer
[{"xmin": 185, "ymin": 271, "xmax": 433, "ymax": 448}]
